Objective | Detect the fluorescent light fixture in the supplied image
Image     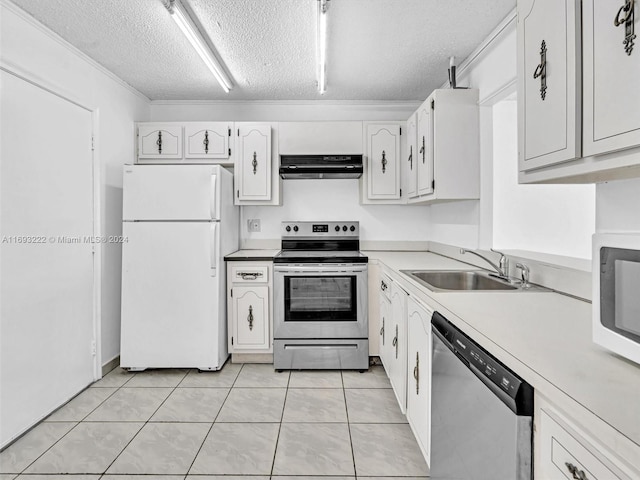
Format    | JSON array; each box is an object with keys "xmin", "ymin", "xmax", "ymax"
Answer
[
  {"xmin": 317, "ymin": 0, "xmax": 329, "ymax": 94},
  {"xmin": 165, "ymin": 0, "xmax": 233, "ymax": 93}
]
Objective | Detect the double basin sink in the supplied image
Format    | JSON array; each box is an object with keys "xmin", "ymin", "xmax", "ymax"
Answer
[{"xmin": 400, "ymin": 270, "xmax": 546, "ymax": 292}]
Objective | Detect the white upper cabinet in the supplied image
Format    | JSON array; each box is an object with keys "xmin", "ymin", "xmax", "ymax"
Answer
[
  {"xmin": 583, "ymin": 0, "xmax": 640, "ymax": 157},
  {"xmin": 364, "ymin": 123, "xmax": 402, "ymax": 202},
  {"xmin": 184, "ymin": 122, "xmax": 232, "ymax": 161},
  {"xmin": 235, "ymin": 123, "xmax": 280, "ymax": 205},
  {"xmin": 517, "ymin": 0, "xmax": 581, "ymax": 172},
  {"xmin": 138, "ymin": 123, "xmax": 182, "ymax": 160},
  {"xmin": 405, "ymin": 113, "xmax": 418, "ymax": 198},
  {"xmin": 407, "ymin": 89, "xmax": 479, "ymax": 204}
]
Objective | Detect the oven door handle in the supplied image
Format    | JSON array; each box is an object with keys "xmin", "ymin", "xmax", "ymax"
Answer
[{"xmin": 274, "ymin": 266, "xmax": 367, "ymax": 274}]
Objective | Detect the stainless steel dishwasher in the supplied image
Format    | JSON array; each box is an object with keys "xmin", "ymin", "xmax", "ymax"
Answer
[{"xmin": 430, "ymin": 311, "xmax": 534, "ymax": 480}]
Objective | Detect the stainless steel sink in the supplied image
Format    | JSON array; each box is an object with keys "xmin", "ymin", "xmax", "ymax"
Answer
[{"xmin": 400, "ymin": 270, "xmax": 519, "ymax": 292}]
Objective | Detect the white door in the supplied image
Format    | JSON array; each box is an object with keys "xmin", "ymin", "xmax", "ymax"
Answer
[
  {"xmin": 389, "ymin": 282, "xmax": 408, "ymax": 413},
  {"xmin": 138, "ymin": 123, "xmax": 182, "ymax": 159},
  {"xmin": 236, "ymin": 124, "xmax": 272, "ymax": 202},
  {"xmin": 583, "ymin": 0, "xmax": 640, "ymax": 156},
  {"xmin": 184, "ymin": 122, "xmax": 232, "ymax": 160},
  {"xmin": 232, "ymin": 285, "xmax": 269, "ymax": 350},
  {"xmin": 379, "ymin": 295, "xmax": 391, "ymax": 374},
  {"xmin": 0, "ymin": 71, "xmax": 95, "ymax": 447},
  {"xmin": 517, "ymin": 0, "xmax": 581, "ymax": 171},
  {"xmin": 120, "ymin": 222, "xmax": 222, "ymax": 370},
  {"xmin": 405, "ymin": 113, "xmax": 418, "ymax": 198},
  {"xmin": 416, "ymin": 100, "xmax": 434, "ymax": 196},
  {"xmin": 123, "ymin": 165, "xmax": 220, "ymax": 220},
  {"xmin": 406, "ymin": 298, "xmax": 433, "ymax": 466},
  {"xmin": 367, "ymin": 124, "xmax": 401, "ymax": 199}
]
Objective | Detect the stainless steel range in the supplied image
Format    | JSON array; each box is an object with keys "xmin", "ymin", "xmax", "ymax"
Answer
[{"xmin": 273, "ymin": 221, "xmax": 368, "ymax": 370}]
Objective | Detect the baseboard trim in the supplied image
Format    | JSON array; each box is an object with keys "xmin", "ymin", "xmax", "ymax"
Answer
[
  {"xmin": 102, "ymin": 356, "xmax": 120, "ymax": 376},
  {"xmin": 231, "ymin": 353, "xmax": 274, "ymax": 364}
]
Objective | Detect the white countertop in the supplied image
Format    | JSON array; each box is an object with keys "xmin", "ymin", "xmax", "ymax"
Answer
[
  {"xmin": 364, "ymin": 250, "xmax": 640, "ymax": 449},
  {"xmin": 225, "ymin": 249, "xmax": 280, "ymax": 261}
]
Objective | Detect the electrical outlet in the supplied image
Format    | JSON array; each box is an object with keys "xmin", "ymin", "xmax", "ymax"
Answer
[{"xmin": 248, "ymin": 219, "xmax": 261, "ymax": 232}]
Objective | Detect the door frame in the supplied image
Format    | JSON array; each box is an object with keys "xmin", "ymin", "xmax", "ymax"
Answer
[{"xmin": 1, "ymin": 61, "xmax": 102, "ymax": 380}]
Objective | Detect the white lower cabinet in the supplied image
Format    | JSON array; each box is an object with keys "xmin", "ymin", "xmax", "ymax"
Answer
[
  {"xmin": 227, "ymin": 262, "xmax": 272, "ymax": 354},
  {"xmin": 389, "ymin": 280, "xmax": 408, "ymax": 413},
  {"xmin": 535, "ymin": 393, "xmax": 638, "ymax": 480},
  {"xmin": 406, "ymin": 297, "xmax": 433, "ymax": 467},
  {"xmin": 378, "ymin": 273, "xmax": 392, "ymax": 375}
]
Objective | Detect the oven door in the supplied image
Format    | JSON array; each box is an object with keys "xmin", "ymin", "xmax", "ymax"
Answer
[{"xmin": 274, "ymin": 264, "xmax": 368, "ymax": 339}]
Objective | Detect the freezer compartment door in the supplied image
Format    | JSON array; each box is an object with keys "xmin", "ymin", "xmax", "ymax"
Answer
[
  {"xmin": 123, "ymin": 165, "xmax": 220, "ymax": 221},
  {"xmin": 120, "ymin": 222, "xmax": 226, "ymax": 369}
]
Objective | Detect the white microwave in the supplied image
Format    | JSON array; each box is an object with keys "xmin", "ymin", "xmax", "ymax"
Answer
[{"xmin": 593, "ymin": 233, "xmax": 640, "ymax": 365}]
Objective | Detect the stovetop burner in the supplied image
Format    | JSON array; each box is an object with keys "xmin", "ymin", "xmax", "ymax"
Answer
[{"xmin": 274, "ymin": 221, "xmax": 367, "ymax": 264}]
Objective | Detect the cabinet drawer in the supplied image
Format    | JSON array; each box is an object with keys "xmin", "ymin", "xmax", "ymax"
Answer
[
  {"xmin": 231, "ymin": 265, "xmax": 269, "ymax": 283},
  {"xmin": 539, "ymin": 409, "xmax": 627, "ymax": 480},
  {"xmin": 379, "ymin": 273, "xmax": 392, "ymax": 301}
]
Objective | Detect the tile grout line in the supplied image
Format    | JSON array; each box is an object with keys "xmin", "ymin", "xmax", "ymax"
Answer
[
  {"xmin": 342, "ymin": 370, "xmax": 359, "ymax": 479},
  {"xmin": 98, "ymin": 369, "xmax": 190, "ymax": 476},
  {"xmin": 184, "ymin": 362, "xmax": 243, "ymax": 477},
  {"xmin": 268, "ymin": 366, "xmax": 291, "ymax": 477}
]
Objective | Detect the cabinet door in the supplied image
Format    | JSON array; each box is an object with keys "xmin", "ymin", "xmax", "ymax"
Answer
[
  {"xmin": 236, "ymin": 124, "xmax": 272, "ymax": 202},
  {"xmin": 517, "ymin": 0, "xmax": 581, "ymax": 171},
  {"xmin": 379, "ymin": 295, "xmax": 391, "ymax": 374},
  {"xmin": 367, "ymin": 124, "xmax": 401, "ymax": 199},
  {"xmin": 406, "ymin": 298, "xmax": 433, "ymax": 466},
  {"xmin": 184, "ymin": 122, "xmax": 232, "ymax": 160},
  {"xmin": 232, "ymin": 285, "xmax": 269, "ymax": 351},
  {"xmin": 583, "ymin": 0, "xmax": 640, "ymax": 157},
  {"xmin": 416, "ymin": 99, "xmax": 434, "ymax": 196},
  {"xmin": 405, "ymin": 113, "xmax": 418, "ymax": 198},
  {"xmin": 138, "ymin": 124, "xmax": 182, "ymax": 159},
  {"xmin": 389, "ymin": 282, "xmax": 408, "ymax": 413}
]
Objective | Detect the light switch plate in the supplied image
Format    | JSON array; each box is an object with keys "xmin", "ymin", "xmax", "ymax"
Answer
[{"xmin": 248, "ymin": 219, "xmax": 261, "ymax": 232}]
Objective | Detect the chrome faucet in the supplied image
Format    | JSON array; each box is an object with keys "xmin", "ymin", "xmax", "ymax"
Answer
[
  {"xmin": 516, "ymin": 262, "xmax": 530, "ymax": 287},
  {"xmin": 459, "ymin": 248, "xmax": 510, "ymax": 280}
]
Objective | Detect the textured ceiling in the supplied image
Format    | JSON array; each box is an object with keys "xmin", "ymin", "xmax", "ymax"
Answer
[{"xmin": 10, "ymin": 0, "xmax": 515, "ymax": 101}]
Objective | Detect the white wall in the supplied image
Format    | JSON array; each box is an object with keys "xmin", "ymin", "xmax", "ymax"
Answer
[
  {"xmin": 1, "ymin": 1, "xmax": 150, "ymax": 367},
  {"xmin": 492, "ymin": 100, "xmax": 595, "ymax": 258},
  {"xmin": 596, "ymin": 177, "xmax": 640, "ymax": 232}
]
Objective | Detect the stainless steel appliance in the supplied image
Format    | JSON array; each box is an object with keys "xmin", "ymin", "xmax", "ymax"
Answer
[
  {"xmin": 273, "ymin": 221, "xmax": 368, "ymax": 370},
  {"xmin": 279, "ymin": 154, "xmax": 363, "ymax": 179},
  {"xmin": 431, "ymin": 311, "xmax": 533, "ymax": 480}
]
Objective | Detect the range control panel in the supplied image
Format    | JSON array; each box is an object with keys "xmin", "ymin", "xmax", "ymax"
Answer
[{"xmin": 282, "ymin": 221, "xmax": 359, "ymax": 237}]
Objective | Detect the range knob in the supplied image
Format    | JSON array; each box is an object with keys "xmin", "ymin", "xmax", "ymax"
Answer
[
  {"xmin": 285, "ymin": 225, "xmax": 291, "ymax": 232},
  {"xmin": 342, "ymin": 225, "xmax": 347, "ymax": 231},
  {"xmin": 293, "ymin": 225, "xmax": 299, "ymax": 232},
  {"xmin": 350, "ymin": 225, "xmax": 356, "ymax": 232},
  {"xmin": 335, "ymin": 225, "xmax": 340, "ymax": 232}
]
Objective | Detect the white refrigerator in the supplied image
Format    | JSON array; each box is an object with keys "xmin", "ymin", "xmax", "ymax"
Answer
[{"xmin": 120, "ymin": 165, "xmax": 239, "ymax": 370}]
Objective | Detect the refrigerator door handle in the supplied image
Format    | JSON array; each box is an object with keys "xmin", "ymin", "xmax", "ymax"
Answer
[
  {"xmin": 210, "ymin": 223, "xmax": 217, "ymax": 277},
  {"xmin": 210, "ymin": 173, "xmax": 218, "ymax": 220}
]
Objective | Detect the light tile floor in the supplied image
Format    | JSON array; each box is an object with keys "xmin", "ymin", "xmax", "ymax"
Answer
[{"xmin": 0, "ymin": 363, "xmax": 428, "ymax": 479}]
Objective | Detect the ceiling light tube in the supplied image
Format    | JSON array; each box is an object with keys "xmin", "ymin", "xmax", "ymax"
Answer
[
  {"xmin": 317, "ymin": 0, "xmax": 329, "ymax": 94},
  {"xmin": 165, "ymin": 0, "xmax": 233, "ymax": 93}
]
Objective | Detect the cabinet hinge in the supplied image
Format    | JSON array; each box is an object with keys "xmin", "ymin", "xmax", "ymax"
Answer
[
  {"xmin": 237, "ymin": 129, "xmax": 240, "ymax": 136},
  {"xmin": 400, "ymin": 188, "xmax": 402, "ymax": 196},
  {"xmin": 228, "ymin": 148, "xmax": 231, "ymax": 156},
  {"xmin": 230, "ymin": 288, "xmax": 233, "ymax": 297},
  {"xmin": 399, "ymin": 127, "xmax": 402, "ymax": 135},
  {"xmin": 431, "ymin": 99, "xmax": 435, "ymax": 109},
  {"xmin": 237, "ymin": 190, "xmax": 239, "ymax": 198},
  {"xmin": 91, "ymin": 136, "xmax": 95, "ymax": 151},
  {"xmin": 228, "ymin": 127, "xmax": 231, "ymax": 136},
  {"xmin": 91, "ymin": 340, "xmax": 96, "ymax": 356},
  {"xmin": 231, "ymin": 336, "xmax": 234, "ymax": 346},
  {"xmin": 432, "ymin": 179, "xmax": 435, "ymax": 190}
]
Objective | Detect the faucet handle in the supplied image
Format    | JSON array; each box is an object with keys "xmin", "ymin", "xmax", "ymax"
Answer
[
  {"xmin": 516, "ymin": 262, "xmax": 530, "ymax": 287},
  {"xmin": 490, "ymin": 248, "xmax": 509, "ymax": 274}
]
